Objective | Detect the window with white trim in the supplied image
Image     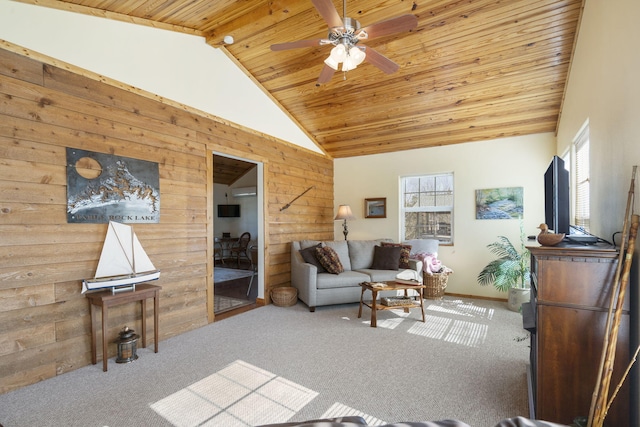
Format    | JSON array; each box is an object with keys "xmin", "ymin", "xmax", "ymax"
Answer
[
  {"xmin": 573, "ymin": 122, "xmax": 590, "ymax": 231},
  {"xmin": 401, "ymin": 173, "xmax": 454, "ymax": 244}
]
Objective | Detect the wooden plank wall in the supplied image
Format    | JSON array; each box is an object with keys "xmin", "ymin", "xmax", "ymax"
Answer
[{"xmin": 0, "ymin": 45, "xmax": 334, "ymax": 394}]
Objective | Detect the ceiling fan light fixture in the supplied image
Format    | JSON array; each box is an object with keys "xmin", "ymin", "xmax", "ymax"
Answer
[
  {"xmin": 324, "ymin": 55, "xmax": 340, "ymax": 70},
  {"xmin": 349, "ymin": 46, "xmax": 366, "ymax": 65},
  {"xmin": 270, "ymin": 0, "xmax": 416, "ymax": 83},
  {"xmin": 342, "ymin": 55, "xmax": 356, "ymax": 72},
  {"xmin": 329, "ymin": 44, "xmax": 347, "ymax": 62}
]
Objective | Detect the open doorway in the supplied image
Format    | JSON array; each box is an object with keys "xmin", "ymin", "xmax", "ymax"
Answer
[{"xmin": 212, "ymin": 153, "xmax": 264, "ymax": 316}]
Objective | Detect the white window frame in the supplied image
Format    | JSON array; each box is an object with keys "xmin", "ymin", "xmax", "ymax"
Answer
[
  {"xmin": 572, "ymin": 120, "xmax": 590, "ymax": 231},
  {"xmin": 400, "ymin": 173, "xmax": 454, "ymax": 244}
]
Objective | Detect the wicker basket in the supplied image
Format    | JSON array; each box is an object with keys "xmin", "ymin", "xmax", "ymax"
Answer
[
  {"xmin": 423, "ymin": 271, "xmax": 450, "ymax": 300},
  {"xmin": 271, "ymin": 287, "xmax": 298, "ymax": 307}
]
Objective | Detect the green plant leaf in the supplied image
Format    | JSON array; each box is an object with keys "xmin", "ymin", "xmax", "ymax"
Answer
[{"xmin": 477, "ymin": 224, "xmax": 531, "ymax": 292}]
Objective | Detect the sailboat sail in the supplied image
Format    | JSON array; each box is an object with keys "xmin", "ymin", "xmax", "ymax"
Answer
[{"xmin": 83, "ymin": 221, "xmax": 160, "ymax": 293}]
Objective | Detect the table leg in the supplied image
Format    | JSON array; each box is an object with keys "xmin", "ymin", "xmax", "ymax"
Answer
[
  {"xmin": 403, "ymin": 289, "xmax": 410, "ymax": 313},
  {"xmin": 101, "ymin": 304, "xmax": 108, "ymax": 372},
  {"xmin": 141, "ymin": 298, "xmax": 147, "ymax": 349},
  {"xmin": 90, "ymin": 303, "xmax": 97, "ymax": 365},
  {"xmin": 153, "ymin": 292, "xmax": 159, "ymax": 353},
  {"xmin": 371, "ymin": 289, "xmax": 378, "ymax": 328},
  {"xmin": 357, "ymin": 286, "xmax": 365, "ymax": 319},
  {"xmin": 419, "ymin": 288, "xmax": 425, "ymax": 322}
]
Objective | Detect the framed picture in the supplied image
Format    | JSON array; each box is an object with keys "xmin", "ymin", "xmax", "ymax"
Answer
[
  {"xmin": 365, "ymin": 198, "xmax": 386, "ymax": 218},
  {"xmin": 475, "ymin": 187, "xmax": 524, "ymax": 219}
]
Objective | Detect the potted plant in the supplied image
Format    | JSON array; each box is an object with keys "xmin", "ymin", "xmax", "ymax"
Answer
[{"xmin": 477, "ymin": 223, "xmax": 531, "ymax": 312}]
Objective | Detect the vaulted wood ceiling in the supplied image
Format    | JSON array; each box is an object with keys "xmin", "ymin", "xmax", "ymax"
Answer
[
  {"xmin": 24, "ymin": 0, "xmax": 583, "ymax": 158},
  {"xmin": 213, "ymin": 155, "xmax": 256, "ymax": 186}
]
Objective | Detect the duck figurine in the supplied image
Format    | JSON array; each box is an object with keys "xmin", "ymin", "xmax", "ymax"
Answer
[{"xmin": 537, "ymin": 223, "xmax": 565, "ymax": 246}]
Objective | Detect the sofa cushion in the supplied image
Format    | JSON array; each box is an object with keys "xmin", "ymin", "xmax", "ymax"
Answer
[
  {"xmin": 371, "ymin": 245, "xmax": 402, "ymax": 270},
  {"xmin": 315, "ymin": 246, "xmax": 344, "ymax": 274},
  {"xmin": 358, "ymin": 268, "xmax": 403, "ymax": 282},
  {"xmin": 299, "ymin": 243, "xmax": 326, "ymax": 273},
  {"xmin": 347, "ymin": 240, "xmax": 384, "ymax": 270},
  {"xmin": 324, "ymin": 240, "xmax": 351, "ymax": 271},
  {"xmin": 381, "ymin": 242, "xmax": 412, "ymax": 269},
  {"xmin": 403, "ymin": 238, "xmax": 439, "ymax": 257},
  {"xmin": 316, "ymin": 270, "xmax": 370, "ymax": 289},
  {"xmin": 347, "ymin": 240, "xmax": 377, "ymax": 270}
]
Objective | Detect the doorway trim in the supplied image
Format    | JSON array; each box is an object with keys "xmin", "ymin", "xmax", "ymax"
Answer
[{"xmin": 208, "ymin": 150, "xmax": 266, "ymax": 322}]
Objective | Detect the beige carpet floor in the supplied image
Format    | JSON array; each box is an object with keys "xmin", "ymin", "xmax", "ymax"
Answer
[{"xmin": 0, "ymin": 297, "xmax": 531, "ymax": 427}]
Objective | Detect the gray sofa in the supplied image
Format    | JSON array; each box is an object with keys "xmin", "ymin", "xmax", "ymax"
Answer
[{"xmin": 291, "ymin": 239, "xmax": 437, "ymax": 312}]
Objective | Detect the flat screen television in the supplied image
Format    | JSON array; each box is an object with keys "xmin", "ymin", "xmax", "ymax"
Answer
[
  {"xmin": 544, "ymin": 156, "xmax": 570, "ymax": 235},
  {"xmin": 218, "ymin": 204, "xmax": 240, "ymax": 218}
]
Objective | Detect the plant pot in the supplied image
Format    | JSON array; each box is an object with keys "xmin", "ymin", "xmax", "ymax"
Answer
[{"xmin": 507, "ymin": 287, "xmax": 530, "ymax": 312}]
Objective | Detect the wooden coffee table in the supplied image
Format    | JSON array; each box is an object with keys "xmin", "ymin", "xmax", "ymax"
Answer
[{"xmin": 357, "ymin": 281, "xmax": 426, "ymax": 327}]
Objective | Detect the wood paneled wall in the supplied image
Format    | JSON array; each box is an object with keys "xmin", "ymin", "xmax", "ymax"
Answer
[{"xmin": 0, "ymin": 45, "xmax": 334, "ymax": 394}]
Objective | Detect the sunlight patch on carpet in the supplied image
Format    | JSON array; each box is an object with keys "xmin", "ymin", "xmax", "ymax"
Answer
[
  {"xmin": 408, "ymin": 315, "xmax": 488, "ymax": 347},
  {"xmin": 150, "ymin": 360, "xmax": 318, "ymax": 426},
  {"xmin": 444, "ymin": 320, "xmax": 488, "ymax": 347},
  {"xmin": 427, "ymin": 299, "xmax": 495, "ymax": 319},
  {"xmin": 408, "ymin": 315, "xmax": 452, "ymax": 339},
  {"xmin": 321, "ymin": 402, "xmax": 387, "ymax": 426},
  {"xmin": 371, "ymin": 317, "xmax": 404, "ymax": 329}
]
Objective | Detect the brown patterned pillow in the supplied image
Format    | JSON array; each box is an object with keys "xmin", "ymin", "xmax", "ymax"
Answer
[
  {"xmin": 299, "ymin": 243, "xmax": 326, "ymax": 273},
  {"xmin": 381, "ymin": 242, "xmax": 412, "ymax": 269},
  {"xmin": 315, "ymin": 246, "xmax": 344, "ymax": 274}
]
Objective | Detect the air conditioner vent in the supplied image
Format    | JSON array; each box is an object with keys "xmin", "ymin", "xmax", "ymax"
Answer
[{"xmin": 231, "ymin": 186, "xmax": 256, "ymax": 197}]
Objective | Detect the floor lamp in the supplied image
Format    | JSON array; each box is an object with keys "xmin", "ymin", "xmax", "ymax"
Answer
[{"xmin": 334, "ymin": 205, "xmax": 355, "ymax": 240}]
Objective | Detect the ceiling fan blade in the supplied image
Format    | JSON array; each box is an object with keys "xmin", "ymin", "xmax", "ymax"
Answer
[
  {"xmin": 359, "ymin": 14, "xmax": 418, "ymax": 39},
  {"xmin": 271, "ymin": 39, "xmax": 325, "ymax": 51},
  {"xmin": 311, "ymin": 0, "xmax": 343, "ymax": 29},
  {"xmin": 317, "ymin": 64, "xmax": 336, "ymax": 84},
  {"xmin": 362, "ymin": 45, "xmax": 400, "ymax": 74}
]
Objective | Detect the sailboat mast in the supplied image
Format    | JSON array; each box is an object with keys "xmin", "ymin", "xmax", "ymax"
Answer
[{"xmin": 131, "ymin": 226, "xmax": 136, "ymax": 273}]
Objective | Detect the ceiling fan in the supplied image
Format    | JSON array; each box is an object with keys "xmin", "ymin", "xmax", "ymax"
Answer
[{"xmin": 270, "ymin": 0, "xmax": 418, "ymax": 84}]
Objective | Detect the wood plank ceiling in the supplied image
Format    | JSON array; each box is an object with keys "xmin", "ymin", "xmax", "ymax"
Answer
[
  {"xmin": 213, "ymin": 155, "xmax": 256, "ymax": 186},
  {"xmin": 24, "ymin": 0, "xmax": 584, "ymax": 158}
]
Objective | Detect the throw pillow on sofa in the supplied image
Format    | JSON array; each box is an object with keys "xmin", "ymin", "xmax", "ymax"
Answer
[
  {"xmin": 347, "ymin": 239, "xmax": 392, "ymax": 270},
  {"xmin": 371, "ymin": 245, "xmax": 402, "ymax": 270},
  {"xmin": 299, "ymin": 243, "xmax": 326, "ymax": 273},
  {"xmin": 381, "ymin": 242, "xmax": 412, "ymax": 269},
  {"xmin": 315, "ymin": 246, "xmax": 345, "ymax": 274},
  {"xmin": 323, "ymin": 240, "xmax": 352, "ymax": 271}
]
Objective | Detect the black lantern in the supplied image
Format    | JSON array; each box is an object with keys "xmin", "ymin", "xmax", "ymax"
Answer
[{"xmin": 115, "ymin": 326, "xmax": 140, "ymax": 364}]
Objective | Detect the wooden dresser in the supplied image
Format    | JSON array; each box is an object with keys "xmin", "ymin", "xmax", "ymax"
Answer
[{"xmin": 527, "ymin": 243, "xmax": 630, "ymax": 426}]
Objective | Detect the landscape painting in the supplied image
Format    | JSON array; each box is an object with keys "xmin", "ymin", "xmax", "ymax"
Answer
[{"xmin": 475, "ymin": 187, "xmax": 523, "ymax": 220}]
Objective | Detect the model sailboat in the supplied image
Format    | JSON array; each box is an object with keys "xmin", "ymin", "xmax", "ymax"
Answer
[{"xmin": 82, "ymin": 221, "xmax": 160, "ymax": 294}]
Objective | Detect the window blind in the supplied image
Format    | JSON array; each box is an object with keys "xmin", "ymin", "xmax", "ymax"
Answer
[{"xmin": 574, "ymin": 124, "xmax": 590, "ymax": 230}]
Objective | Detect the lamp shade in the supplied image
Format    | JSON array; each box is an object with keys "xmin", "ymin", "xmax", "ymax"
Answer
[{"xmin": 334, "ymin": 205, "xmax": 355, "ymax": 220}]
